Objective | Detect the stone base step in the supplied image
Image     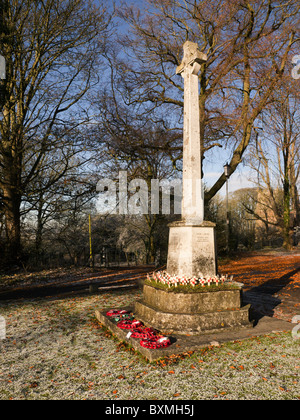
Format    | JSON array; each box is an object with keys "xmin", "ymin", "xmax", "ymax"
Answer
[{"xmin": 134, "ymin": 300, "xmax": 252, "ymax": 335}]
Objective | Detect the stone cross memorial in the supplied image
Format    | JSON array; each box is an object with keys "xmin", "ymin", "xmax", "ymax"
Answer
[
  {"xmin": 99, "ymin": 41, "xmax": 252, "ymax": 344},
  {"xmin": 176, "ymin": 41, "xmax": 206, "ymax": 224},
  {"xmin": 167, "ymin": 41, "xmax": 217, "ymax": 278}
]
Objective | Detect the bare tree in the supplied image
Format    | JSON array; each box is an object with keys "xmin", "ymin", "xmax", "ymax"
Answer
[
  {"xmin": 91, "ymin": 62, "xmax": 182, "ymax": 263},
  {"xmin": 115, "ymin": 0, "xmax": 300, "ymax": 204},
  {"xmin": 246, "ymin": 77, "xmax": 300, "ymax": 249},
  {"xmin": 0, "ymin": 0, "xmax": 112, "ymax": 264}
]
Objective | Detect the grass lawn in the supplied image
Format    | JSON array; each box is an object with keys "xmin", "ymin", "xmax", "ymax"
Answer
[{"xmin": 0, "ymin": 288, "xmax": 299, "ymax": 400}]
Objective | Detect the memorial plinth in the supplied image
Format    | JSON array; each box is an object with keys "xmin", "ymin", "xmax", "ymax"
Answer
[
  {"xmin": 167, "ymin": 220, "xmax": 217, "ymax": 278},
  {"xmin": 134, "ymin": 283, "xmax": 252, "ymax": 335}
]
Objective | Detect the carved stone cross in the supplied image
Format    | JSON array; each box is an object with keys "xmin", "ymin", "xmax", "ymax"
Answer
[{"xmin": 176, "ymin": 41, "xmax": 207, "ymax": 224}]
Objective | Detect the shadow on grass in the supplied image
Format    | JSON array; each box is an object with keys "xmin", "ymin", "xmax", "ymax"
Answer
[{"xmin": 243, "ymin": 265, "xmax": 300, "ymax": 324}]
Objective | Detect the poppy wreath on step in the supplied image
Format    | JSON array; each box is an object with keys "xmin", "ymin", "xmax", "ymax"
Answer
[
  {"xmin": 140, "ymin": 336, "xmax": 171, "ymax": 349},
  {"xmin": 129, "ymin": 327, "xmax": 157, "ymax": 340},
  {"xmin": 117, "ymin": 319, "xmax": 143, "ymax": 330},
  {"xmin": 106, "ymin": 309, "xmax": 129, "ymax": 317},
  {"xmin": 114, "ymin": 314, "xmax": 135, "ymax": 322}
]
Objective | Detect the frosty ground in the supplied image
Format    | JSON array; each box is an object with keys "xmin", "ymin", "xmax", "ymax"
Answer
[{"xmin": 0, "ymin": 287, "xmax": 299, "ymax": 400}]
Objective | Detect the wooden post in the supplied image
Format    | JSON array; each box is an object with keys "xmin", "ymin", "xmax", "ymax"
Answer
[{"xmin": 89, "ymin": 214, "xmax": 94, "ymax": 269}]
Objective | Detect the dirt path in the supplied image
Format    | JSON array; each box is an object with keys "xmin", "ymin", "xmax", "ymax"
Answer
[
  {"xmin": 0, "ymin": 266, "xmax": 152, "ymax": 301},
  {"xmin": 219, "ymin": 252, "xmax": 300, "ymax": 322}
]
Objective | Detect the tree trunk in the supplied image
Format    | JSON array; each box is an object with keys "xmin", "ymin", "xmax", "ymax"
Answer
[
  {"xmin": 2, "ymin": 184, "xmax": 22, "ymax": 264},
  {"xmin": 148, "ymin": 234, "xmax": 156, "ymax": 264},
  {"xmin": 282, "ymin": 167, "xmax": 292, "ymax": 250},
  {"xmin": 35, "ymin": 193, "xmax": 44, "ymax": 258}
]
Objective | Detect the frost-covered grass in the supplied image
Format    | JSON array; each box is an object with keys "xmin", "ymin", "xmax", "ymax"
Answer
[{"xmin": 0, "ymin": 289, "xmax": 299, "ymax": 400}]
